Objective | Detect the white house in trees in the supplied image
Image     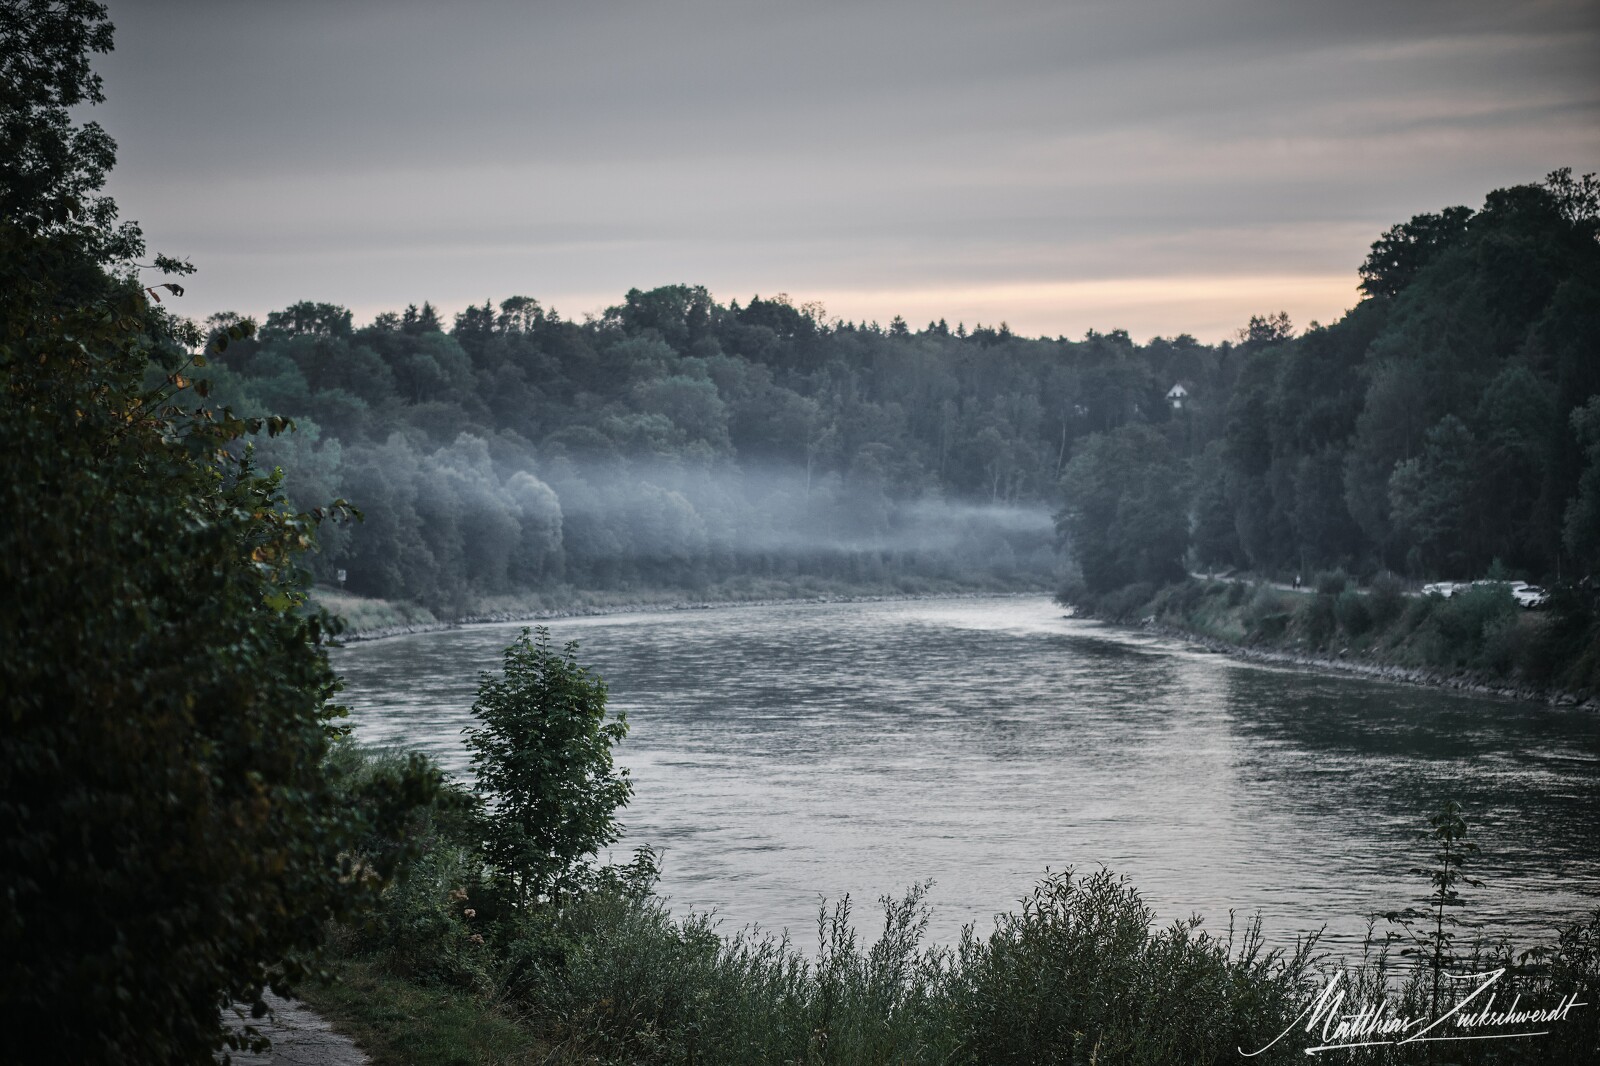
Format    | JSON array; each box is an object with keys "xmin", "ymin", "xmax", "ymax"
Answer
[{"xmin": 1166, "ymin": 383, "xmax": 1189, "ymax": 410}]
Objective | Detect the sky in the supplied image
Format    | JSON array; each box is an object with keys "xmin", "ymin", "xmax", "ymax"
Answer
[{"xmin": 94, "ymin": 0, "xmax": 1600, "ymax": 342}]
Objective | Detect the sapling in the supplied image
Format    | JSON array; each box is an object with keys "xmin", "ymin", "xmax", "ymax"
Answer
[
  {"xmin": 463, "ymin": 626, "xmax": 633, "ymax": 911},
  {"xmin": 1383, "ymin": 799, "xmax": 1485, "ymax": 1016}
]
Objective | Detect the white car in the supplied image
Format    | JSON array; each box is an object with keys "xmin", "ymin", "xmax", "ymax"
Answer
[
  {"xmin": 1456, "ymin": 579, "xmax": 1550, "ymax": 608},
  {"xmin": 1421, "ymin": 581, "xmax": 1464, "ymax": 598},
  {"xmin": 1511, "ymin": 583, "xmax": 1549, "ymax": 608}
]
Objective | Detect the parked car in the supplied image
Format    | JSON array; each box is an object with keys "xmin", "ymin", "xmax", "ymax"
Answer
[
  {"xmin": 1457, "ymin": 579, "xmax": 1551, "ymax": 609},
  {"xmin": 1421, "ymin": 579, "xmax": 1549, "ymax": 606},
  {"xmin": 1511, "ymin": 583, "xmax": 1549, "ymax": 608}
]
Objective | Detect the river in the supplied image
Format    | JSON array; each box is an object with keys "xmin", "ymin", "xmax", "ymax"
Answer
[{"xmin": 332, "ymin": 594, "xmax": 1599, "ymax": 951}]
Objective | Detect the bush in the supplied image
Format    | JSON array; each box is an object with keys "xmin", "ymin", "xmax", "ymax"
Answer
[
  {"xmin": 1300, "ymin": 593, "xmax": 1338, "ymax": 647},
  {"xmin": 334, "ymin": 758, "xmax": 1600, "ymax": 1066},
  {"xmin": 1054, "ymin": 571, "xmax": 1088, "ymax": 606},
  {"xmin": 1335, "ymin": 588, "xmax": 1374, "ymax": 636},
  {"xmin": 1247, "ymin": 585, "xmax": 1286, "ymax": 620},
  {"xmin": 1480, "ymin": 614, "xmax": 1526, "ymax": 674},
  {"xmin": 1246, "ymin": 586, "xmax": 1294, "ymax": 640},
  {"xmin": 946, "ymin": 869, "xmax": 1315, "ymax": 1065},
  {"xmin": 1090, "ymin": 581, "xmax": 1158, "ymax": 621},
  {"xmin": 1314, "ymin": 569, "xmax": 1349, "ymax": 595},
  {"xmin": 351, "ymin": 841, "xmax": 498, "ymax": 994},
  {"xmin": 1149, "ymin": 578, "xmax": 1206, "ymax": 620},
  {"xmin": 1369, "ymin": 573, "xmax": 1408, "ymax": 628},
  {"xmin": 1430, "ymin": 585, "xmax": 1516, "ymax": 657},
  {"xmin": 328, "ymin": 761, "xmax": 1327, "ymax": 1066},
  {"xmin": 1400, "ymin": 592, "xmax": 1437, "ymax": 634},
  {"xmin": 497, "ymin": 868, "xmax": 1315, "ymax": 1066},
  {"xmin": 1174, "ymin": 577, "xmax": 1208, "ymax": 613},
  {"xmin": 1545, "ymin": 910, "xmax": 1600, "ymax": 1061},
  {"xmin": 1520, "ymin": 587, "xmax": 1600, "ymax": 688}
]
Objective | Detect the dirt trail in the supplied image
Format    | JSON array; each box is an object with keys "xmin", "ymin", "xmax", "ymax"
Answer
[{"xmin": 221, "ymin": 994, "xmax": 368, "ymax": 1066}]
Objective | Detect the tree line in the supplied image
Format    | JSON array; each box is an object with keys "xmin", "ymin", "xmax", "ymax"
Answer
[
  {"xmin": 198, "ymin": 271, "xmax": 1217, "ymax": 606},
  {"xmin": 202, "ymin": 169, "xmax": 1598, "ymax": 609},
  {"xmin": 1059, "ymin": 169, "xmax": 1600, "ymax": 593}
]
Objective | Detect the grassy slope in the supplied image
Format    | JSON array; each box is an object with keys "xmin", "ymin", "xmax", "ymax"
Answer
[
  {"xmin": 299, "ymin": 958, "xmax": 554, "ymax": 1066},
  {"xmin": 1080, "ymin": 577, "xmax": 1598, "ymax": 702}
]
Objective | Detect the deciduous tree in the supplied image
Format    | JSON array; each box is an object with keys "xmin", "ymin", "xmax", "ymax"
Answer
[{"xmin": 464, "ymin": 628, "xmax": 633, "ymax": 910}]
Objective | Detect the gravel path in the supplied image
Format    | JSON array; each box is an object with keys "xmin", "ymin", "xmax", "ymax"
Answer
[{"xmin": 221, "ymin": 994, "xmax": 368, "ymax": 1066}]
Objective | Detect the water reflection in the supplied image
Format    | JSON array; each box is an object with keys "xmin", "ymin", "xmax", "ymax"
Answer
[{"xmin": 332, "ymin": 596, "xmax": 1600, "ymax": 949}]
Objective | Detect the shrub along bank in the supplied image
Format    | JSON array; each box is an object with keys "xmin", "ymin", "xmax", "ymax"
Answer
[
  {"xmin": 310, "ymin": 747, "xmax": 1319, "ymax": 1066},
  {"xmin": 311, "ymin": 745, "xmax": 1600, "ymax": 1066},
  {"xmin": 1063, "ymin": 575, "xmax": 1600, "ymax": 702},
  {"xmin": 305, "ymin": 623, "xmax": 1600, "ymax": 1066},
  {"xmin": 307, "ymin": 632, "xmax": 1323, "ymax": 1065}
]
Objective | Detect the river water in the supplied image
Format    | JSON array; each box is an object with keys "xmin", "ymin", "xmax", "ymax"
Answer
[{"xmin": 332, "ymin": 595, "xmax": 1599, "ymax": 951}]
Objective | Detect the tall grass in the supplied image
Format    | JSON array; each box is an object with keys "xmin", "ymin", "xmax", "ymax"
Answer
[
  {"xmin": 320, "ymin": 748, "xmax": 1599, "ymax": 1065},
  {"xmin": 459, "ymin": 867, "xmax": 1318, "ymax": 1066},
  {"xmin": 332, "ymin": 768, "xmax": 1320, "ymax": 1066}
]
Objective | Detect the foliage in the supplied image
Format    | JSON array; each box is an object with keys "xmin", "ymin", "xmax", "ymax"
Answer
[
  {"xmin": 1429, "ymin": 584, "xmax": 1518, "ymax": 656},
  {"xmin": 201, "ymin": 168, "xmax": 1599, "ymax": 643},
  {"xmin": 1367, "ymin": 573, "xmax": 1408, "ymax": 628},
  {"xmin": 464, "ymin": 628, "xmax": 633, "ymax": 910},
  {"xmin": 1334, "ymin": 587, "xmax": 1372, "ymax": 636},
  {"xmin": 1120, "ymin": 576, "xmax": 1600, "ymax": 695},
  {"xmin": 510, "ymin": 868, "xmax": 1318, "ymax": 1065},
  {"xmin": 331, "ymin": 756, "xmax": 1319, "ymax": 1065},
  {"xmin": 1337, "ymin": 802, "xmax": 1600, "ymax": 1064},
  {"xmin": 948, "ymin": 870, "xmax": 1314, "ymax": 1066},
  {"xmin": 0, "ymin": 6, "xmax": 436, "ymax": 1057},
  {"xmin": 1358, "ymin": 205, "xmax": 1475, "ymax": 298},
  {"xmin": 0, "ymin": 0, "xmax": 138, "ymax": 258},
  {"xmin": 1383, "ymin": 800, "xmax": 1485, "ymax": 1015},
  {"xmin": 1301, "ymin": 592, "xmax": 1337, "ymax": 647},
  {"xmin": 1326, "ymin": 920, "xmax": 1600, "ymax": 1065},
  {"xmin": 299, "ymin": 955, "xmax": 550, "ymax": 1066},
  {"xmin": 0, "ymin": 214, "xmax": 405, "ymax": 1060},
  {"xmin": 1314, "ymin": 569, "xmax": 1348, "ymax": 596},
  {"xmin": 1057, "ymin": 424, "xmax": 1188, "ymax": 593},
  {"xmin": 319, "ymin": 746, "xmax": 1600, "ymax": 1066}
]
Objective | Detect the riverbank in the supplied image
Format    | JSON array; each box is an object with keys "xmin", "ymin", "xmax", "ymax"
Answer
[
  {"xmin": 1143, "ymin": 620, "xmax": 1596, "ymax": 706},
  {"xmin": 296, "ymin": 958, "xmax": 547, "ymax": 1066},
  {"xmin": 1067, "ymin": 575, "xmax": 1600, "ymax": 709},
  {"xmin": 314, "ymin": 576, "xmax": 1055, "ymax": 641},
  {"xmin": 306, "ymin": 744, "xmax": 1600, "ymax": 1066}
]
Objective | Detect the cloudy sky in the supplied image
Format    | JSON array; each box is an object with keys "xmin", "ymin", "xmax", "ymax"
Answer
[{"xmin": 96, "ymin": 0, "xmax": 1599, "ymax": 341}]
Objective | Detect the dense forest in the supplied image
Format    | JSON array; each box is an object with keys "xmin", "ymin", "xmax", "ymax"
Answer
[
  {"xmin": 1062, "ymin": 170, "xmax": 1600, "ymax": 595},
  {"xmin": 202, "ymin": 168, "xmax": 1599, "ymax": 613},
  {"xmin": 203, "ymin": 293, "xmax": 1095, "ymax": 610}
]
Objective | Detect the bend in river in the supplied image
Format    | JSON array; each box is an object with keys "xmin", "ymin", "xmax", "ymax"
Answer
[{"xmin": 333, "ymin": 595, "xmax": 1600, "ymax": 950}]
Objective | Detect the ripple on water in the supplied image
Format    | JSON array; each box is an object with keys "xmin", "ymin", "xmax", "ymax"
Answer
[{"xmin": 333, "ymin": 595, "xmax": 1600, "ymax": 949}]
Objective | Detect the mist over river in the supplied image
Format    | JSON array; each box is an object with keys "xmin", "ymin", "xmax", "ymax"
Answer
[{"xmin": 332, "ymin": 595, "xmax": 1599, "ymax": 949}]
